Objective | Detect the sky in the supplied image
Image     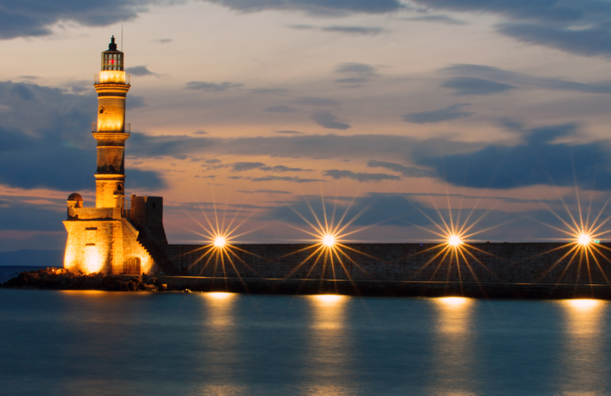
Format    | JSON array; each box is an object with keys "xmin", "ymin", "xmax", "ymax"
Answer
[{"xmin": 2, "ymin": 0, "xmax": 611, "ymax": 251}]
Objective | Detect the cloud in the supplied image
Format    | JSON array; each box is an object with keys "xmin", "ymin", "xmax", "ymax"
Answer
[
  {"xmin": 334, "ymin": 62, "xmax": 378, "ymax": 85},
  {"xmin": 254, "ymin": 189, "xmax": 291, "ymax": 194},
  {"xmin": 249, "ymin": 88, "xmax": 289, "ymax": 94},
  {"xmin": 154, "ymin": 38, "xmax": 173, "ymax": 43},
  {"xmin": 193, "ymin": 130, "xmax": 208, "ymax": 135},
  {"xmin": 311, "ymin": 113, "xmax": 351, "ymax": 130},
  {"xmin": 321, "ymin": 26, "xmax": 384, "ymax": 35},
  {"xmin": 443, "ymin": 64, "xmax": 611, "ymax": 95},
  {"xmin": 324, "ymin": 169, "xmax": 400, "ymax": 182},
  {"xmin": 262, "ymin": 194, "xmax": 423, "ymax": 228},
  {"xmin": 262, "ymin": 193, "xmax": 434, "ymax": 228},
  {"xmin": 290, "ymin": 24, "xmax": 385, "ymax": 35},
  {"xmin": 251, "ymin": 176, "xmax": 323, "ymax": 183},
  {"xmin": 126, "ymin": 95, "xmax": 147, "ymax": 110},
  {"xmin": 274, "ymin": 130, "xmax": 304, "ymax": 135},
  {"xmin": 127, "ymin": 132, "xmax": 480, "ymax": 163},
  {"xmin": 411, "ymin": 0, "xmax": 611, "ymax": 57},
  {"xmin": 185, "ymin": 81, "xmax": 243, "ymax": 92},
  {"xmin": 417, "ymin": 122, "xmax": 611, "ymax": 190},
  {"xmin": 410, "ymin": 0, "xmax": 589, "ymax": 24},
  {"xmin": 367, "ymin": 160, "xmax": 434, "ymax": 178},
  {"xmin": 0, "ymin": 0, "xmax": 160, "ymax": 40},
  {"xmin": 63, "ymin": 80, "xmax": 94, "ymax": 95},
  {"xmin": 125, "ymin": 66, "xmax": 156, "ymax": 76},
  {"xmin": 497, "ymin": 23, "xmax": 611, "ymax": 58},
  {"xmin": 240, "ymin": 189, "xmax": 292, "ymax": 194},
  {"xmin": 0, "ymin": 81, "xmax": 164, "ymax": 191},
  {"xmin": 262, "ymin": 191, "xmax": 611, "ymax": 242},
  {"xmin": 335, "ymin": 62, "xmax": 378, "ymax": 76},
  {"xmin": 403, "ymin": 104, "xmax": 472, "ymax": 123},
  {"xmin": 259, "ymin": 165, "xmax": 311, "ymax": 172},
  {"xmin": 401, "ymin": 15, "xmax": 466, "ymax": 25},
  {"xmin": 260, "ymin": 192, "xmax": 546, "ymax": 239},
  {"xmin": 127, "ymin": 129, "xmax": 611, "ymax": 191},
  {"xmin": 231, "ymin": 162, "xmax": 265, "ymax": 172},
  {"xmin": 206, "ymin": 0, "xmax": 403, "ymax": 16},
  {"xmin": 231, "ymin": 162, "xmax": 310, "ymax": 173},
  {"xmin": 293, "ymin": 97, "xmax": 340, "ymax": 106},
  {"xmin": 442, "ymin": 77, "xmax": 514, "ymax": 96},
  {"xmin": 265, "ymin": 105, "xmax": 298, "ymax": 113}
]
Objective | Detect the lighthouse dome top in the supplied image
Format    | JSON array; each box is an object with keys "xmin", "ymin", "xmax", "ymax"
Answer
[{"xmin": 101, "ymin": 36, "xmax": 124, "ymax": 71}]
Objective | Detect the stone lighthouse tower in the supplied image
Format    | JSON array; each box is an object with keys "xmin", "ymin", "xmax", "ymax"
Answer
[
  {"xmin": 63, "ymin": 37, "xmax": 168, "ymax": 276},
  {"xmin": 94, "ymin": 36, "xmax": 130, "ymax": 209}
]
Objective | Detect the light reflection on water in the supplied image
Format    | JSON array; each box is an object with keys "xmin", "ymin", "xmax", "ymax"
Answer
[
  {"xmin": 430, "ymin": 297, "xmax": 477, "ymax": 395},
  {"xmin": 196, "ymin": 291, "xmax": 239, "ymax": 394},
  {"xmin": 1, "ymin": 290, "xmax": 611, "ymax": 396},
  {"xmin": 302, "ymin": 294, "xmax": 352, "ymax": 396},
  {"xmin": 559, "ymin": 299, "xmax": 608, "ymax": 395}
]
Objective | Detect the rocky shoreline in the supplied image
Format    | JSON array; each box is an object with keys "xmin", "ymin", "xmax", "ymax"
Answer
[{"xmin": 1, "ymin": 268, "xmax": 191, "ymax": 292}]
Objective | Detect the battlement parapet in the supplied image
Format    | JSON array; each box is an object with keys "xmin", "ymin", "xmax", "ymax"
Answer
[{"xmin": 68, "ymin": 207, "xmax": 121, "ymax": 220}]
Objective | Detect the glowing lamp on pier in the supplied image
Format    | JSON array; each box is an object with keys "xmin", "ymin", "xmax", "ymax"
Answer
[
  {"xmin": 214, "ymin": 236, "xmax": 227, "ymax": 248},
  {"xmin": 577, "ymin": 232, "xmax": 592, "ymax": 247},
  {"xmin": 322, "ymin": 234, "xmax": 336, "ymax": 248},
  {"xmin": 448, "ymin": 234, "xmax": 462, "ymax": 247}
]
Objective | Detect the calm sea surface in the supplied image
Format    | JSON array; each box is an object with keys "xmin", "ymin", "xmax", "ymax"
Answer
[{"xmin": 0, "ymin": 287, "xmax": 610, "ymax": 396}]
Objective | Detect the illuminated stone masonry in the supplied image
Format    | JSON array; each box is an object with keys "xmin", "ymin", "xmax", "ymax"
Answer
[{"xmin": 63, "ymin": 37, "xmax": 169, "ymax": 276}]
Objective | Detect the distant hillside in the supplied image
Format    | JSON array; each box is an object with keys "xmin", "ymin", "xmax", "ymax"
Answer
[{"xmin": 0, "ymin": 250, "xmax": 64, "ymax": 267}]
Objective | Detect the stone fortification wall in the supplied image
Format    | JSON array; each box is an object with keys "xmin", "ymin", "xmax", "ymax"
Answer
[
  {"xmin": 163, "ymin": 243, "xmax": 610, "ymax": 284},
  {"xmin": 130, "ymin": 196, "xmax": 167, "ymax": 245}
]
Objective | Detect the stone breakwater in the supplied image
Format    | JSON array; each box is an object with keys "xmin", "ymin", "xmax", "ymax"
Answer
[
  {"xmin": 5, "ymin": 242, "xmax": 611, "ymax": 299},
  {"xmin": 157, "ymin": 242, "xmax": 611, "ymax": 299},
  {"xmin": 0, "ymin": 268, "xmax": 192, "ymax": 293}
]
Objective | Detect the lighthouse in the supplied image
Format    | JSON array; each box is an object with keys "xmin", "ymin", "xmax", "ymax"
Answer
[
  {"xmin": 63, "ymin": 37, "xmax": 168, "ymax": 276},
  {"xmin": 94, "ymin": 36, "xmax": 130, "ymax": 209}
]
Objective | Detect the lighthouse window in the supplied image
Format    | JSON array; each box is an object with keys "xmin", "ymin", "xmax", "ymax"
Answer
[
  {"xmin": 99, "ymin": 108, "xmax": 104, "ymax": 114},
  {"xmin": 102, "ymin": 53, "xmax": 124, "ymax": 71}
]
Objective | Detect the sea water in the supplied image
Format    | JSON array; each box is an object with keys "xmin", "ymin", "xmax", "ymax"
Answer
[{"xmin": 0, "ymin": 287, "xmax": 609, "ymax": 395}]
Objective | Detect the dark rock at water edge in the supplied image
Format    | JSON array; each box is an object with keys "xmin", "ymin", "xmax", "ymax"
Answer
[{"xmin": 0, "ymin": 268, "xmax": 181, "ymax": 292}]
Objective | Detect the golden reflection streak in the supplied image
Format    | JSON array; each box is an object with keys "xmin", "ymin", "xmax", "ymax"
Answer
[
  {"xmin": 203, "ymin": 292, "xmax": 235, "ymax": 300},
  {"xmin": 195, "ymin": 288, "xmax": 240, "ymax": 394},
  {"xmin": 437, "ymin": 296, "xmax": 470, "ymax": 307},
  {"xmin": 312, "ymin": 294, "xmax": 345, "ymax": 305},
  {"xmin": 430, "ymin": 297, "xmax": 477, "ymax": 394},
  {"xmin": 558, "ymin": 299, "xmax": 609, "ymax": 393},
  {"xmin": 300, "ymin": 294, "xmax": 353, "ymax": 394}
]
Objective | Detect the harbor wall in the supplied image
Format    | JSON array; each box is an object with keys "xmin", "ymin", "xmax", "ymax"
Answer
[{"xmin": 158, "ymin": 243, "xmax": 611, "ymax": 298}]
